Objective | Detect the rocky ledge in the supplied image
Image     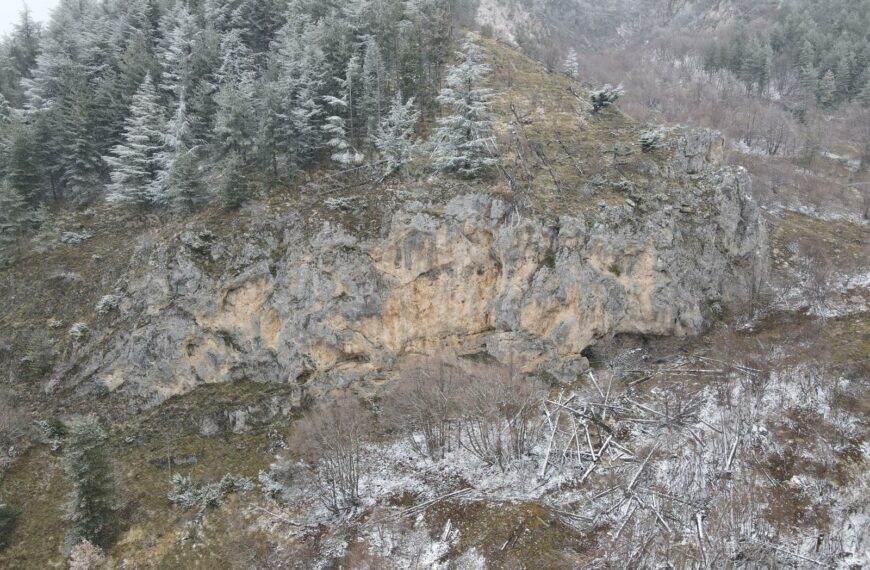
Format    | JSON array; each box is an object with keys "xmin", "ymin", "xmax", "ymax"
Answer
[{"xmin": 62, "ymin": 130, "xmax": 768, "ymax": 409}]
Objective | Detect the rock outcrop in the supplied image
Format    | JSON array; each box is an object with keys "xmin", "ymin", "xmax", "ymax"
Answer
[{"xmin": 68, "ymin": 130, "xmax": 767, "ymax": 409}]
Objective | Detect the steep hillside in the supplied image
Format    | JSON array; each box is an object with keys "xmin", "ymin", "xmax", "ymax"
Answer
[
  {"xmin": 3, "ymin": 39, "xmax": 766, "ymax": 412},
  {"xmin": 1, "ymin": 37, "xmax": 867, "ymax": 570}
]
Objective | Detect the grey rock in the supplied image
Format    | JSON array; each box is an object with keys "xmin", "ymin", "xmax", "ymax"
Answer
[{"xmin": 58, "ymin": 129, "xmax": 768, "ymax": 407}]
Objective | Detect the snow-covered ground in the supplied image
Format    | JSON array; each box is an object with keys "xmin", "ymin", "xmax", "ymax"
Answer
[{"xmin": 247, "ymin": 349, "xmax": 868, "ymax": 568}]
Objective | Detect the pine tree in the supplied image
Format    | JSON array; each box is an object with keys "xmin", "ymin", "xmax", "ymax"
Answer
[
  {"xmin": 361, "ymin": 36, "xmax": 386, "ymax": 138},
  {"xmin": 283, "ymin": 23, "xmax": 326, "ymax": 169},
  {"xmin": 218, "ymin": 151, "xmax": 252, "ymax": 208},
  {"xmin": 835, "ymin": 54, "xmax": 856, "ymax": 99},
  {"xmin": 258, "ymin": 19, "xmax": 325, "ymax": 178},
  {"xmin": 105, "ymin": 74, "xmax": 166, "ymax": 208},
  {"xmin": 63, "ymin": 417, "xmax": 121, "ymax": 549},
  {"xmin": 118, "ymin": 29, "xmax": 157, "ymax": 106},
  {"xmin": 216, "ymin": 29, "xmax": 255, "ymax": 86},
  {"xmin": 323, "ymin": 109, "xmax": 364, "ymax": 166},
  {"xmin": 214, "ymin": 72, "xmax": 257, "ymax": 162},
  {"xmin": 0, "ymin": 179, "xmax": 43, "ymax": 261},
  {"xmin": 430, "ymin": 37, "xmax": 497, "ymax": 178},
  {"xmin": 563, "ymin": 48, "xmax": 580, "ymax": 79},
  {"xmin": 374, "ymin": 92, "xmax": 419, "ymax": 176},
  {"xmin": 1, "ymin": 7, "xmax": 42, "ymax": 105},
  {"xmin": 6, "ymin": 122, "xmax": 42, "ymax": 204},
  {"xmin": 159, "ymin": 5, "xmax": 201, "ymax": 104},
  {"xmin": 9, "ymin": 7, "xmax": 41, "ymax": 79},
  {"xmin": 323, "ymin": 57, "xmax": 365, "ymax": 166},
  {"xmin": 214, "ymin": 30, "xmax": 257, "ymax": 163},
  {"xmin": 157, "ymin": 96, "xmax": 201, "ymax": 211},
  {"xmin": 0, "ymin": 94, "xmax": 10, "ymax": 174},
  {"xmin": 58, "ymin": 82, "xmax": 106, "ymax": 201},
  {"xmin": 859, "ymin": 76, "xmax": 870, "ymax": 107},
  {"xmin": 234, "ymin": 0, "xmax": 286, "ymax": 57},
  {"xmin": 797, "ymin": 40, "xmax": 815, "ymax": 74},
  {"xmin": 818, "ymin": 70, "xmax": 837, "ymax": 107}
]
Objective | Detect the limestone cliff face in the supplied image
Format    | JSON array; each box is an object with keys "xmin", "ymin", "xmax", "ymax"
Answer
[{"xmin": 70, "ymin": 130, "xmax": 767, "ymax": 408}]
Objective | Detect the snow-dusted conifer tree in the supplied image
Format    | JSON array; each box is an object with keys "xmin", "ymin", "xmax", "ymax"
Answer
[
  {"xmin": 0, "ymin": 179, "xmax": 43, "ymax": 260},
  {"xmin": 105, "ymin": 74, "xmax": 166, "ymax": 208},
  {"xmin": 5, "ymin": 121, "xmax": 42, "ymax": 203},
  {"xmin": 159, "ymin": 5, "xmax": 200, "ymax": 104},
  {"xmin": 430, "ymin": 37, "xmax": 497, "ymax": 178},
  {"xmin": 262, "ymin": 19, "xmax": 325, "ymax": 177},
  {"xmin": 323, "ymin": 57, "xmax": 365, "ymax": 166},
  {"xmin": 590, "ymin": 84, "xmax": 624, "ymax": 113},
  {"xmin": 214, "ymin": 32, "xmax": 257, "ymax": 162},
  {"xmin": 361, "ymin": 36, "xmax": 385, "ymax": 137},
  {"xmin": 157, "ymin": 95, "xmax": 201, "ymax": 211},
  {"xmin": 564, "ymin": 48, "xmax": 580, "ymax": 78},
  {"xmin": 63, "ymin": 417, "xmax": 121, "ymax": 549},
  {"xmin": 374, "ymin": 92, "xmax": 419, "ymax": 176},
  {"xmin": 0, "ymin": 94, "xmax": 10, "ymax": 174}
]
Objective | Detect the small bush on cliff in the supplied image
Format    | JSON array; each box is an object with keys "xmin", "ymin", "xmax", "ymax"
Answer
[
  {"xmin": 168, "ymin": 473, "xmax": 254, "ymax": 514},
  {"xmin": 591, "ymin": 84, "xmax": 624, "ymax": 113},
  {"xmin": 67, "ymin": 539, "xmax": 105, "ymax": 570}
]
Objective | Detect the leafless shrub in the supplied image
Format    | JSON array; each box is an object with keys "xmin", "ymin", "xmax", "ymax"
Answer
[
  {"xmin": 454, "ymin": 362, "xmax": 547, "ymax": 471},
  {"xmin": 287, "ymin": 395, "xmax": 373, "ymax": 515},
  {"xmin": 382, "ymin": 357, "xmax": 462, "ymax": 460},
  {"xmin": 798, "ymin": 237, "xmax": 835, "ymax": 319}
]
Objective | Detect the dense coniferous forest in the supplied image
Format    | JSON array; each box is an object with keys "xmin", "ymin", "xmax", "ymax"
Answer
[
  {"xmin": 0, "ymin": 0, "xmax": 867, "ymax": 231},
  {"xmin": 0, "ymin": 0, "xmax": 482, "ymax": 221}
]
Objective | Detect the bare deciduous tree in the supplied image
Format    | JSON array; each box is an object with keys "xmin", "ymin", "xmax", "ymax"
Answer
[
  {"xmin": 288, "ymin": 395, "xmax": 373, "ymax": 515},
  {"xmin": 382, "ymin": 357, "xmax": 462, "ymax": 460},
  {"xmin": 455, "ymin": 362, "xmax": 546, "ymax": 471}
]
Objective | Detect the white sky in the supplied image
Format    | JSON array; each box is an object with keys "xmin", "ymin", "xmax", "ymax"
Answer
[{"xmin": 0, "ymin": 0, "xmax": 58, "ymax": 37}]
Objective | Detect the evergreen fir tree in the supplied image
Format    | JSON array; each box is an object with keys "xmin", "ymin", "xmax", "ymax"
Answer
[
  {"xmin": 283, "ymin": 23, "xmax": 326, "ymax": 169},
  {"xmin": 63, "ymin": 417, "xmax": 121, "ymax": 550},
  {"xmin": 216, "ymin": 29, "xmax": 255, "ymax": 86},
  {"xmin": 323, "ymin": 107, "xmax": 365, "ymax": 166},
  {"xmin": 9, "ymin": 7, "xmax": 41, "ymax": 80},
  {"xmin": 214, "ymin": 72, "xmax": 257, "ymax": 162},
  {"xmin": 118, "ymin": 29, "xmax": 157, "ymax": 106},
  {"xmin": 323, "ymin": 57, "xmax": 365, "ymax": 166},
  {"xmin": 0, "ymin": 179, "xmax": 43, "ymax": 261},
  {"xmin": 0, "ymin": 94, "xmax": 10, "ymax": 174},
  {"xmin": 818, "ymin": 70, "xmax": 837, "ymax": 107},
  {"xmin": 6, "ymin": 122, "xmax": 42, "ymax": 204},
  {"xmin": 859, "ymin": 76, "xmax": 870, "ymax": 107},
  {"xmin": 218, "ymin": 151, "xmax": 252, "ymax": 208},
  {"xmin": 159, "ymin": 5, "xmax": 201, "ymax": 104},
  {"xmin": 105, "ymin": 74, "xmax": 166, "ymax": 208},
  {"xmin": 234, "ymin": 0, "xmax": 286, "ymax": 57},
  {"xmin": 430, "ymin": 37, "xmax": 497, "ymax": 178},
  {"xmin": 374, "ymin": 92, "xmax": 419, "ymax": 176},
  {"xmin": 361, "ymin": 36, "xmax": 386, "ymax": 138},
  {"xmin": 157, "ymin": 95, "xmax": 201, "ymax": 211},
  {"xmin": 563, "ymin": 48, "xmax": 580, "ymax": 79}
]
